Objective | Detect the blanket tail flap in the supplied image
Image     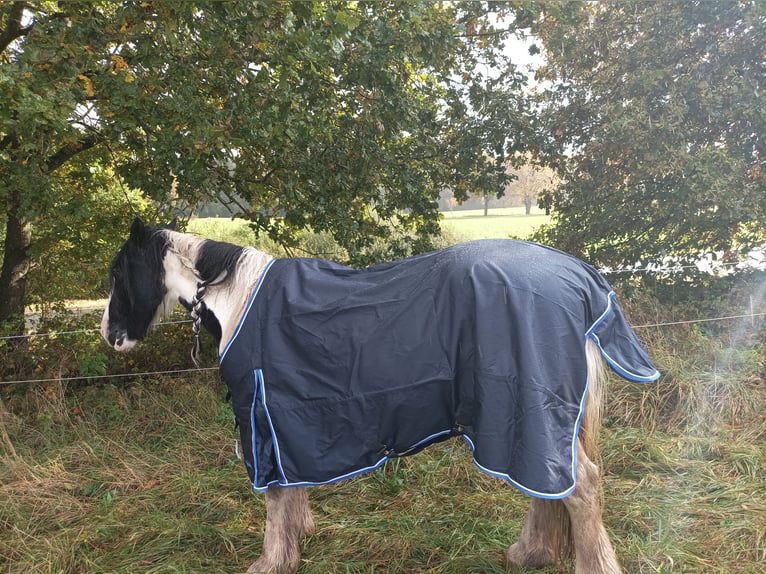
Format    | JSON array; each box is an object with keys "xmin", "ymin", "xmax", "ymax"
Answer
[{"xmin": 590, "ymin": 294, "xmax": 660, "ymax": 383}]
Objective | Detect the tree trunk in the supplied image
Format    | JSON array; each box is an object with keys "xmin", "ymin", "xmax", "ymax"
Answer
[
  {"xmin": 524, "ymin": 196, "xmax": 532, "ymax": 215},
  {"xmin": 0, "ymin": 188, "xmax": 32, "ymax": 335},
  {"xmin": 484, "ymin": 193, "xmax": 489, "ymax": 216}
]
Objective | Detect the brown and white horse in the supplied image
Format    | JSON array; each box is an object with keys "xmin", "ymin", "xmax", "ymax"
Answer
[{"xmin": 101, "ymin": 218, "xmax": 658, "ymax": 574}]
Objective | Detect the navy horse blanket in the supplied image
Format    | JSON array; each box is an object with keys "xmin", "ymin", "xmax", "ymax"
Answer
[{"xmin": 219, "ymin": 239, "xmax": 659, "ymax": 499}]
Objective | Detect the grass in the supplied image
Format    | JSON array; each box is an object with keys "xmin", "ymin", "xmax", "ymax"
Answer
[
  {"xmin": 0, "ymin": 379, "xmax": 529, "ymax": 573},
  {"xmin": 440, "ymin": 207, "xmax": 550, "ymax": 241},
  {"xmin": 2, "ymin": 360, "xmax": 765, "ymax": 573},
  {"xmin": 185, "ymin": 206, "xmax": 550, "ymax": 256}
]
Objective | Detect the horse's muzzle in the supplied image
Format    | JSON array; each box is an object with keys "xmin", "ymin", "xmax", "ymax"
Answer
[{"xmin": 100, "ymin": 307, "xmax": 137, "ymax": 352}]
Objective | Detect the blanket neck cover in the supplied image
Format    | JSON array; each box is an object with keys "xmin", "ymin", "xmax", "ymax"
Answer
[{"xmin": 218, "ymin": 239, "xmax": 659, "ymax": 499}]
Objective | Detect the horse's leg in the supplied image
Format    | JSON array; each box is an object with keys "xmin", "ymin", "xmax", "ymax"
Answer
[
  {"xmin": 247, "ymin": 486, "xmax": 315, "ymax": 574},
  {"xmin": 508, "ymin": 339, "xmax": 609, "ymax": 570},
  {"xmin": 506, "ymin": 498, "xmax": 570, "ymax": 568},
  {"xmin": 561, "ymin": 440, "xmax": 621, "ymax": 574}
]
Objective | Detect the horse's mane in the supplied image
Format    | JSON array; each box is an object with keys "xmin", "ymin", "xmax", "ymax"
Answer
[
  {"xmin": 173, "ymin": 233, "xmax": 248, "ymax": 351},
  {"xmin": 194, "ymin": 237, "xmax": 246, "ymax": 286}
]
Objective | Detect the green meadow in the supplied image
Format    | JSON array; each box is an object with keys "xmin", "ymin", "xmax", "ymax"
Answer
[{"xmin": 440, "ymin": 207, "xmax": 550, "ymax": 240}]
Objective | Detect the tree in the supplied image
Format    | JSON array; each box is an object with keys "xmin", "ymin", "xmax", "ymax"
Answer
[
  {"xmin": 1, "ymin": 0, "xmax": 539, "ymax": 331},
  {"xmin": 532, "ymin": 0, "xmax": 766, "ymax": 269},
  {"xmin": 504, "ymin": 162, "xmax": 554, "ymax": 214}
]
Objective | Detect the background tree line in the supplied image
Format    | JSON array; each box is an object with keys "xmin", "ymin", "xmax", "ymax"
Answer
[{"xmin": 1, "ymin": 0, "xmax": 764, "ymax": 333}]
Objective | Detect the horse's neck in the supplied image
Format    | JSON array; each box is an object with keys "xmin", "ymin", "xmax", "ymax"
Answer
[
  {"xmin": 204, "ymin": 248, "xmax": 272, "ymax": 350},
  {"xmin": 163, "ymin": 231, "xmax": 273, "ymax": 353}
]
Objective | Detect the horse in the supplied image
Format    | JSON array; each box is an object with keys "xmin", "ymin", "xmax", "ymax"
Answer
[{"xmin": 101, "ymin": 218, "xmax": 659, "ymax": 574}]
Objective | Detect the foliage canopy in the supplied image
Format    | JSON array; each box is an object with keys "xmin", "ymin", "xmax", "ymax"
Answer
[
  {"xmin": 4, "ymin": 0, "xmax": 765, "ymax": 324},
  {"xmin": 533, "ymin": 0, "xmax": 766, "ymax": 269},
  {"xmin": 0, "ymin": 0, "xmax": 538, "ymax": 325}
]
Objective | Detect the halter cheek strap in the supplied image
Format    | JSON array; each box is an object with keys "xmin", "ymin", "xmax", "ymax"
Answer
[{"xmin": 190, "ymin": 270, "xmax": 228, "ymax": 368}]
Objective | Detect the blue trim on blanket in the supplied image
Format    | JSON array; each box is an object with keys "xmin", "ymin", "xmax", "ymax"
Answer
[
  {"xmin": 252, "ymin": 459, "xmax": 391, "ymax": 492},
  {"xmin": 461, "ymin": 372, "xmax": 589, "ymax": 501},
  {"xmin": 220, "ymin": 259, "xmax": 276, "ymax": 365},
  {"xmin": 590, "ymin": 332, "xmax": 660, "ymax": 382},
  {"xmin": 462, "ymin": 435, "xmax": 576, "ymax": 500},
  {"xmin": 585, "ymin": 291, "xmax": 617, "ymax": 338},
  {"xmin": 257, "ymin": 368, "xmax": 288, "ymax": 483},
  {"xmin": 250, "ymin": 370, "xmax": 260, "ymax": 489},
  {"xmin": 249, "ymin": 368, "xmax": 459, "ymax": 493},
  {"xmin": 249, "ymin": 370, "xmax": 583, "ymax": 499},
  {"xmin": 586, "ymin": 292, "xmax": 661, "ymax": 383}
]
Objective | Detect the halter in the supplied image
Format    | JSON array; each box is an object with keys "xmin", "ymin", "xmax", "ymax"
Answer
[{"xmin": 189, "ymin": 270, "xmax": 228, "ymax": 367}]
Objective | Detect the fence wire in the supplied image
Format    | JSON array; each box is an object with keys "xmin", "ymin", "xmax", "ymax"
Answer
[
  {"xmin": 0, "ymin": 319, "xmax": 193, "ymax": 341},
  {"xmin": 1, "ymin": 309, "xmax": 765, "ymax": 386},
  {"xmin": 2, "ymin": 260, "xmax": 766, "ymax": 386}
]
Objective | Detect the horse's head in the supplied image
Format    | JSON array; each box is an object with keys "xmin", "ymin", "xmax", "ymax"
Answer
[{"xmin": 101, "ymin": 218, "xmax": 176, "ymax": 351}]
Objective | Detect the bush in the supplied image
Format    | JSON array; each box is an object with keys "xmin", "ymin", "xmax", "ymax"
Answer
[
  {"xmin": 0, "ymin": 308, "xmax": 220, "ymax": 417},
  {"xmin": 187, "ymin": 217, "xmax": 349, "ymax": 261}
]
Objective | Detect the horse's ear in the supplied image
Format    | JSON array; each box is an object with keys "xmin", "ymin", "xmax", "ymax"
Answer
[
  {"xmin": 167, "ymin": 218, "xmax": 178, "ymax": 230},
  {"xmin": 129, "ymin": 217, "xmax": 146, "ymax": 241}
]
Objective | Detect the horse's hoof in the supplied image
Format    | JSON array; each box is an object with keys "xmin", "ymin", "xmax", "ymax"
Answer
[
  {"xmin": 506, "ymin": 541, "xmax": 555, "ymax": 569},
  {"xmin": 247, "ymin": 558, "xmax": 298, "ymax": 574}
]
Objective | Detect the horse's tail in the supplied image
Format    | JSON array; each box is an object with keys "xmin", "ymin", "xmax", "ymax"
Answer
[
  {"xmin": 549, "ymin": 337, "xmax": 607, "ymax": 560},
  {"xmin": 581, "ymin": 337, "xmax": 607, "ymax": 463}
]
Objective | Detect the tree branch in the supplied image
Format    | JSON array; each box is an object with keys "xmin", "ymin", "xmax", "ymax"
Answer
[
  {"xmin": 45, "ymin": 133, "xmax": 105, "ymax": 173},
  {"xmin": 0, "ymin": 2, "xmax": 33, "ymax": 55},
  {"xmin": 0, "ymin": 133, "xmax": 16, "ymax": 151}
]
